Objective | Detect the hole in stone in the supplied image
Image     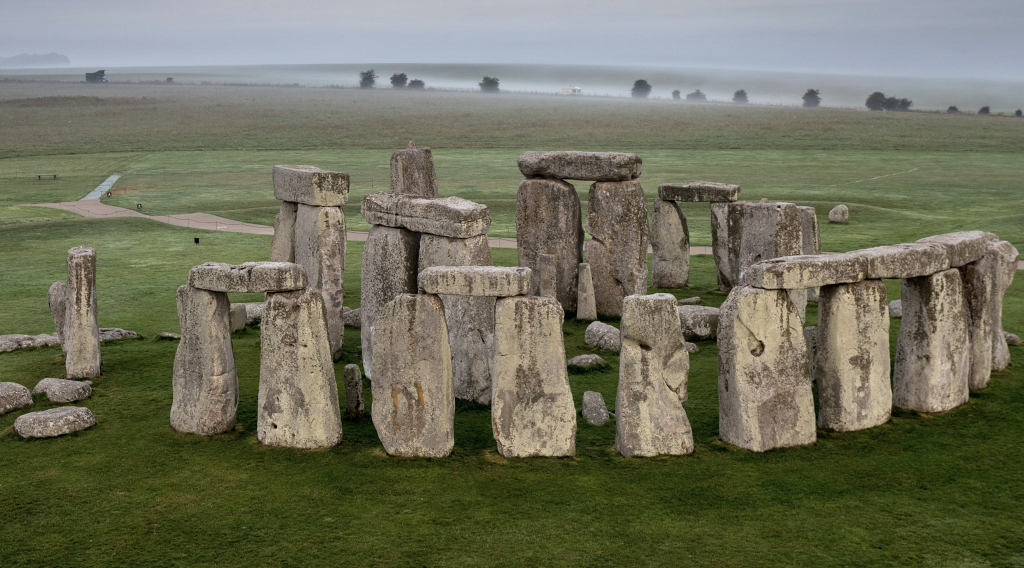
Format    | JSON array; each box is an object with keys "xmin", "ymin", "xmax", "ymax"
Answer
[
  {"xmin": 271, "ymin": 423, "xmax": 278, "ymax": 429},
  {"xmin": 750, "ymin": 341, "xmax": 765, "ymax": 357}
]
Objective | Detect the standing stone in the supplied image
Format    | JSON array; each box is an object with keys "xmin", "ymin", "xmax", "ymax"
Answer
[
  {"xmin": 991, "ymin": 240, "xmax": 1019, "ymax": 371},
  {"xmin": 727, "ymin": 201, "xmax": 803, "ymax": 291},
  {"xmin": 259, "ymin": 288, "xmax": 343, "ymax": 449},
  {"xmin": 710, "ymin": 202, "xmax": 732, "ymax": 291},
  {"xmin": 492, "ymin": 296, "xmax": 576, "ymax": 457},
  {"xmin": 621, "ymin": 294, "xmax": 690, "ymax": 403},
  {"xmin": 538, "ymin": 253, "xmax": 557, "ymax": 299},
  {"xmin": 576, "ymin": 263, "xmax": 597, "ymax": 320},
  {"xmin": 371, "ymin": 294, "xmax": 454, "ymax": 458},
  {"xmin": 229, "ymin": 303, "xmax": 247, "ymax": 332},
  {"xmin": 419, "ymin": 233, "xmax": 495, "ymax": 405},
  {"xmin": 961, "ymin": 249, "xmax": 1000, "ymax": 389},
  {"xmin": 171, "ymin": 285, "xmax": 238, "ymax": 435},
  {"xmin": 294, "ymin": 203, "xmax": 346, "ymax": 361},
  {"xmin": 584, "ymin": 180, "xmax": 649, "ymax": 317},
  {"xmin": 0, "ymin": 382, "xmax": 33, "ymax": 415},
  {"xmin": 893, "ymin": 269, "xmax": 970, "ymax": 413},
  {"xmin": 269, "ymin": 201, "xmax": 298, "ymax": 262},
  {"xmin": 650, "ymin": 199, "xmax": 689, "ymax": 288},
  {"xmin": 717, "ymin": 286, "xmax": 816, "ymax": 452},
  {"xmin": 828, "ymin": 204, "xmax": 849, "ymax": 224},
  {"xmin": 390, "ymin": 142, "xmax": 438, "ymax": 197},
  {"xmin": 515, "ymin": 178, "xmax": 583, "ymax": 310},
  {"xmin": 581, "ymin": 391, "xmax": 611, "ymax": 426},
  {"xmin": 797, "ymin": 206, "xmax": 821, "ymax": 301},
  {"xmin": 47, "ymin": 281, "xmax": 67, "ymax": 345},
  {"xmin": 803, "ymin": 326, "xmax": 818, "ymax": 384},
  {"xmin": 360, "ymin": 225, "xmax": 420, "ymax": 379},
  {"xmin": 64, "ymin": 247, "xmax": 101, "ymax": 379},
  {"xmin": 815, "ymin": 280, "xmax": 891, "ymax": 431},
  {"xmin": 342, "ymin": 364, "xmax": 365, "ymax": 419}
]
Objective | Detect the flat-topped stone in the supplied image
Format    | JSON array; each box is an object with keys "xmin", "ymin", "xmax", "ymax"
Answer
[
  {"xmin": 33, "ymin": 378, "xmax": 92, "ymax": 403},
  {"xmin": 518, "ymin": 151, "xmax": 641, "ymax": 181},
  {"xmin": 658, "ymin": 182, "xmax": 740, "ymax": 202},
  {"xmin": 418, "ymin": 266, "xmax": 531, "ymax": 297},
  {"xmin": 390, "ymin": 142, "xmax": 438, "ymax": 197},
  {"xmin": 187, "ymin": 262, "xmax": 307, "ymax": 293},
  {"xmin": 742, "ymin": 253, "xmax": 867, "ymax": 290},
  {"xmin": 361, "ymin": 193, "xmax": 491, "ymax": 238},
  {"xmin": 272, "ymin": 165, "xmax": 349, "ymax": 207},
  {"xmin": 15, "ymin": 406, "xmax": 96, "ymax": 438},
  {"xmin": 917, "ymin": 231, "xmax": 995, "ymax": 268},
  {"xmin": 0, "ymin": 382, "xmax": 33, "ymax": 415},
  {"xmin": 855, "ymin": 243, "xmax": 950, "ymax": 280}
]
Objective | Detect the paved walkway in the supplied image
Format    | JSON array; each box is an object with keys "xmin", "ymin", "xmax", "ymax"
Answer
[{"xmin": 80, "ymin": 174, "xmax": 122, "ymax": 201}]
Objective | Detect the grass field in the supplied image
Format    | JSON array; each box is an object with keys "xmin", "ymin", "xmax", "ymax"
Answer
[{"xmin": 1, "ymin": 80, "xmax": 1023, "ymax": 566}]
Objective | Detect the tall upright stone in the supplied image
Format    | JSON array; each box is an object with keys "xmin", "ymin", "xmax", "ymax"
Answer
[
  {"xmin": 650, "ymin": 199, "xmax": 689, "ymax": 288},
  {"xmin": 727, "ymin": 201, "xmax": 803, "ymax": 288},
  {"xmin": 294, "ymin": 203, "xmax": 346, "ymax": 360},
  {"xmin": 717, "ymin": 286, "xmax": 815, "ymax": 452},
  {"xmin": 390, "ymin": 141, "xmax": 439, "ymax": 197},
  {"xmin": 990, "ymin": 240, "xmax": 1019, "ymax": 372},
  {"xmin": 538, "ymin": 253, "xmax": 557, "ymax": 299},
  {"xmin": 171, "ymin": 285, "xmax": 238, "ymax": 435},
  {"xmin": 797, "ymin": 206, "xmax": 821, "ymax": 302},
  {"xmin": 371, "ymin": 294, "xmax": 454, "ymax": 458},
  {"xmin": 961, "ymin": 248, "xmax": 1000, "ymax": 389},
  {"xmin": 259, "ymin": 288, "xmax": 343, "ymax": 449},
  {"xmin": 492, "ymin": 296, "xmax": 576, "ymax": 457},
  {"xmin": 893, "ymin": 269, "xmax": 970, "ymax": 413},
  {"xmin": 269, "ymin": 202, "xmax": 298, "ymax": 262},
  {"xmin": 576, "ymin": 263, "xmax": 597, "ymax": 320},
  {"xmin": 710, "ymin": 202, "xmax": 732, "ymax": 291},
  {"xmin": 64, "ymin": 247, "xmax": 101, "ymax": 379},
  {"xmin": 360, "ymin": 225, "xmax": 420, "ymax": 379},
  {"xmin": 515, "ymin": 178, "xmax": 583, "ymax": 311},
  {"xmin": 584, "ymin": 180, "xmax": 649, "ymax": 316},
  {"xmin": 47, "ymin": 281, "xmax": 67, "ymax": 345},
  {"xmin": 419, "ymin": 234, "xmax": 495, "ymax": 404},
  {"xmin": 815, "ymin": 280, "xmax": 891, "ymax": 431}
]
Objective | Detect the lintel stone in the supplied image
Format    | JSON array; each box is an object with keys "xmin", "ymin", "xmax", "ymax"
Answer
[
  {"xmin": 658, "ymin": 181, "xmax": 740, "ymax": 202},
  {"xmin": 361, "ymin": 193, "xmax": 491, "ymax": 238},
  {"xmin": 272, "ymin": 165, "xmax": 349, "ymax": 207}
]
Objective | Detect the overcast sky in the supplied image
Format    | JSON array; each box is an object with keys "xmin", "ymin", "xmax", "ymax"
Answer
[{"xmin": 2, "ymin": 0, "xmax": 1023, "ymax": 81}]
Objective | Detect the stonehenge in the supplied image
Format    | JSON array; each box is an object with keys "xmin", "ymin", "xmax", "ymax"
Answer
[
  {"xmin": 585, "ymin": 179, "xmax": 649, "ymax": 316},
  {"xmin": 650, "ymin": 199, "xmax": 689, "ymax": 288},
  {"xmin": 48, "ymin": 247, "xmax": 101, "ymax": 379},
  {"xmin": 657, "ymin": 182, "xmax": 741, "ymax": 292}
]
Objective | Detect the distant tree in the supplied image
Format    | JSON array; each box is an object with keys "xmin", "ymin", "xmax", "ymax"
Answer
[
  {"xmin": 672, "ymin": 89, "xmax": 681, "ymax": 100},
  {"xmin": 479, "ymin": 76, "xmax": 500, "ymax": 93},
  {"xmin": 390, "ymin": 73, "xmax": 408, "ymax": 89},
  {"xmin": 359, "ymin": 69, "xmax": 377, "ymax": 89},
  {"xmin": 947, "ymin": 106, "xmax": 959, "ymax": 113},
  {"xmin": 631, "ymin": 79, "xmax": 652, "ymax": 98},
  {"xmin": 866, "ymin": 91, "xmax": 886, "ymax": 111},
  {"xmin": 408, "ymin": 79, "xmax": 425, "ymax": 90},
  {"xmin": 894, "ymin": 98, "xmax": 913, "ymax": 111},
  {"xmin": 166, "ymin": 77, "xmax": 173, "ymax": 83},
  {"xmin": 979, "ymin": 106, "xmax": 991, "ymax": 115},
  {"xmin": 686, "ymin": 89, "xmax": 707, "ymax": 102},
  {"xmin": 1016, "ymin": 109, "xmax": 1023, "ymax": 117},
  {"xmin": 733, "ymin": 89, "xmax": 748, "ymax": 104},
  {"xmin": 802, "ymin": 89, "xmax": 821, "ymax": 108}
]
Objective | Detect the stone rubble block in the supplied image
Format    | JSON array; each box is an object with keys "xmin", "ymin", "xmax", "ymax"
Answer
[
  {"xmin": 343, "ymin": 364, "xmax": 365, "ymax": 419},
  {"xmin": 342, "ymin": 307, "xmax": 361, "ymax": 327},
  {"xmin": 828, "ymin": 204, "xmax": 849, "ymax": 224},
  {"xmin": 515, "ymin": 178, "xmax": 583, "ymax": 310},
  {"xmin": 360, "ymin": 225, "xmax": 420, "ymax": 379},
  {"xmin": 65, "ymin": 246, "xmax": 101, "ymax": 379},
  {"xmin": 15, "ymin": 407, "xmax": 96, "ymax": 438},
  {"xmin": 797, "ymin": 206, "xmax": 821, "ymax": 301},
  {"xmin": 657, "ymin": 181, "xmax": 740, "ymax": 203},
  {"xmin": 585, "ymin": 180, "xmax": 649, "ymax": 316},
  {"xmin": 889, "ymin": 299, "xmax": 902, "ymax": 318},
  {"xmin": 417, "ymin": 266, "xmax": 532, "ymax": 296},
  {"xmin": 582, "ymin": 391, "xmax": 611, "ymax": 426},
  {"xmin": 650, "ymin": 199, "xmax": 690, "ymax": 288},
  {"xmin": 576, "ymin": 263, "xmax": 598, "ymax": 320},
  {"xmin": 991, "ymin": 240, "xmax": 1019, "ymax": 371},
  {"xmin": 585, "ymin": 321, "xmax": 621, "ymax": 352},
  {"xmin": 517, "ymin": 151, "xmax": 641, "ymax": 182},
  {"xmin": 229, "ymin": 303, "xmax": 247, "ymax": 332},
  {"xmin": 854, "ymin": 243, "xmax": 950, "ymax": 280},
  {"xmin": 917, "ymin": 231, "xmax": 995, "ymax": 268},
  {"xmin": 269, "ymin": 202, "xmax": 298, "ymax": 262},
  {"xmin": 0, "ymin": 382, "xmax": 33, "ymax": 415},
  {"xmin": 188, "ymin": 262, "xmax": 308, "ymax": 294},
  {"xmin": 568, "ymin": 354, "xmax": 606, "ymax": 369},
  {"xmin": 1006, "ymin": 331, "xmax": 1021, "ymax": 346},
  {"xmin": 0, "ymin": 334, "xmax": 61, "ymax": 353},
  {"xmin": 678, "ymin": 306, "xmax": 720, "ymax": 341},
  {"xmin": 742, "ymin": 253, "xmax": 867, "ymax": 290},
  {"xmin": 391, "ymin": 142, "xmax": 438, "ymax": 197},
  {"xmin": 272, "ymin": 165, "xmax": 349, "ymax": 207},
  {"xmin": 33, "ymin": 378, "xmax": 92, "ymax": 403},
  {"xmin": 98, "ymin": 328, "xmax": 138, "ymax": 342},
  {"xmin": 361, "ymin": 193, "xmax": 491, "ymax": 238}
]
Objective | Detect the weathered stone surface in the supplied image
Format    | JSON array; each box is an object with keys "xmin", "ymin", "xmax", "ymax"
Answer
[
  {"xmin": 797, "ymin": 206, "xmax": 821, "ymax": 301},
  {"xmin": 815, "ymin": 280, "xmax": 892, "ymax": 431},
  {"xmin": 684, "ymin": 341, "xmax": 699, "ymax": 353},
  {"xmin": 742, "ymin": 253, "xmax": 866, "ymax": 289},
  {"xmin": 568, "ymin": 354, "xmax": 606, "ymax": 369},
  {"xmin": 582, "ymin": 391, "xmax": 611, "ymax": 426},
  {"xmin": 538, "ymin": 253, "xmax": 557, "ymax": 298},
  {"xmin": 962, "ymin": 249, "xmax": 1000, "ymax": 389},
  {"xmin": 98, "ymin": 328, "xmax": 137, "ymax": 342},
  {"xmin": 0, "ymin": 382, "xmax": 33, "ymax": 415},
  {"xmin": 585, "ymin": 321, "xmax": 620, "ymax": 351},
  {"xmin": 789, "ymin": 289, "xmax": 809, "ymax": 324},
  {"xmin": 828, "ymin": 204, "xmax": 849, "ymax": 224},
  {"xmin": 711, "ymin": 202, "xmax": 732, "ymax": 291},
  {"xmin": 576, "ymin": 263, "xmax": 597, "ymax": 320},
  {"xmin": 390, "ymin": 142, "xmax": 438, "ymax": 197},
  {"xmin": 360, "ymin": 225, "xmax": 420, "ymax": 379},
  {"xmin": 371, "ymin": 294, "xmax": 454, "ymax": 457},
  {"xmin": 678, "ymin": 306, "xmax": 720, "ymax": 341},
  {"xmin": 991, "ymin": 240, "xmax": 1019, "ymax": 371},
  {"xmin": 419, "ymin": 234, "xmax": 495, "ymax": 405},
  {"xmin": 515, "ymin": 178, "xmax": 583, "ymax": 310},
  {"xmin": 803, "ymin": 326, "xmax": 817, "ymax": 384},
  {"xmin": 229, "ymin": 303, "xmax": 247, "ymax": 332},
  {"xmin": 259, "ymin": 288, "xmax": 343, "ymax": 449},
  {"xmin": 272, "ymin": 165, "xmax": 349, "ymax": 207},
  {"xmin": 188, "ymin": 262, "xmax": 308, "ymax": 294},
  {"xmin": 64, "ymin": 246, "xmax": 101, "ymax": 379},
  {"xmin": 658, "ymin": 181, "xmax": 740, "ymax": 203},
  {"xmin": 342, "ymin": 307, "xmax": 361, "ymax": 327},
  {"xmin": 295, "ymin": 204, "xmax": 346, "ymax": 360},
  {"xmin": 726, "ymin": 202, "xmax": 804, "ymax": 296},
  {"xmin": 48, "ymin": 280, "xmax": 67, "ymax": 343},
  {"xmin": 917, "ymin": 231, "xmax": 994, "ymax": 268},
  {"xmin": 518, "ymin": 151, "xmax": 641, "ymax": 182},
  {"xmin": 584, "ymin": 180, "xmax": 649, "ymax": 316},
  {"xmin": 343, "ymin": 364, "xmax": 365, "ymax": 419},
  {"xmin": 0, "ymin": 333, "xmax": 61, "ymax": 353},
  {"xmin": 717, "ymin": 286, "xmax": 816, "ymax": 452},
  {"xmin": 33, "ymin": 378, "xmax": 92, "ymax": 403},
  {"xmin": 893, "ymin": 269, "xmax": 970, "ymax": 412},
  {"xmin": 15, "ymin": 407, "xmax": 96, "ymax": 438},
  {"xmin": 361, "ymin": 193, "xmax": 491, "ymax": 238},
  {"xmin": 889, "ymin": 299, "xmax": 902, "ymax": 318},
  {"xmin": 678, "ymin": 296, "xmax": 701, "ymax": 305},
  {"xmin": 243, "ymin": 302, "xmax": 265, "ymax": 324},
  {"xmin": 492, "ymin": 296, "xmax": 576, "ymax": 457},
  {"xmin": 1006, "ymin": 332, "xmax": 1021, "ymax": 346},
  {"xmin": 650, "ymin": 199, "xmax": 689, "ymax": 288},
  {"xmin": 171, "ymin": 285, "xmax": 238, "ymax": 435},
  {"xmin": 621, "ymin": 294, "xmax": 690, "ymax": 403},
  {"xmin": 855, "ymin": 243, "xmax": 950, "ymax": 280},
  {"xmin": 269, "ymin": 201, "xmax": 298, "ymax": 262},
  {"xmin": 418, "ymin": 266, "xmax": 531, "ymax": 297}
]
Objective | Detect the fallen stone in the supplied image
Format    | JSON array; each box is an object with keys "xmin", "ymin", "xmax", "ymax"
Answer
[
  {"xmin": 893, "ymin": 269, "xmax": 970, "ymax": 412},
  {"xmin": 390, "ymin": 142, "xmax": 438, "ymax": 197},
  {"xmin": 361, "ymin": 193, "xmax": 491, "ymax": 238},
  {"xmin": 269, "ymin": 201, "xmax": 298, "ymax": 262},
  {"xmin": 515, "ymin": 178, "xmax": 583, "ymax": 310},
  {"xmin": 272, "ymin": 165, "xmax": 349, "ymax": 207},
  {"xmin": 584, "ymin": 180, "xmax": 649, "ymax": 316},
  {"xmin": 0, "ymin": 334, "xmax": 62, "ymax": 353},
  {"xmin": 15, "ymin": 406, "xmax": 96, "ymax": 438},
  {"xmin": 917, "ymin": 231, "xmax": 994, "ymax": 268},
  {"xmin": 888, "ymin": 299, "xmax": 902, "ymax": 318},
  {"xmin": 159, "ymin": 332, "xmax": 181, "ymax": 340},
  {"xmin": 657, "ymin": 181, "xmax": 740, "ymax": 203},
  {"xmin": 517, "ymin": 151, "xmax": 641, "ymax": 181},
  {"xmin": 650, "ymin": 199, "xmax": 689, "ymax": 288},
  {"xmin": 371, "ymin": 294, "xmax": 454, "ymax": 457},
  {"xmin": 678, "ymin": 306, "xmax": 720, "ymax": 341},
  {"xmin": 229, "ymin": 303, "xmax": 247, "ymax": 332},
  {"xmin": 360, "ymin": 225, "xmax": 420, "ymax": 379},
  {"xmin": 1005, "ymin": 332, "xmax": 1021, "ymax": 346},
  {"xmin": 294, "ymin": 203, "xmax": 346, "ymax": 360},
  {"xmin": 417, "ymin": 266, "xmax": 531, "ymax": 297},
  {"xmin": 48, "ymin": 280, "xmax": 66, "ymax": 343},
  {"xmin": 727, "ymin": 201, "xmax": 803, "ymax": 296},
  {"xmin": 828, "ymin": 204, "xmax": 849, "ymax": 224},
  {"xmin": 33, "ymin": 378, "xmax": 92, "ymax": 403},
  {"xmin": 742, "ymin": 253, "xmax": 866, "ymax": 289},
  {"xmin": 717, "ymin": 286, "xmax": 816, "ymax": 452},
  {"xmin": 64, "ymin": 246, "xmax": 101, "ymax": 379},
  {"xmin": 568, "ymin": 354, "xmax": 606, "ymax": 369},
  {"xmin": 0, "ymin": 382, "xmax": 33, "ymax": 415},
  {"xmin": 98, "ymin": 328, "xmax": 138, "ymax": 342},
  {"xmin": 711, "ymin": 202, "xmax": 732, "ymax": 291},
  {"xmin": 585, "ymin": 321, "xmax": 621, "ymax": 352},
  {"xmin": 342, "ymin": 307, "xmax": 361, "ymax": 327},
  {"xmin": 259, "ymin": 288, "xmax": 343, "ymax": 449},
  {"xmin": 342, "ymin": 364, "xmax": 365, "ymax": 419},
  {"xmin": 582, "ymin": 391, "xmax": 611, "ymax": 426},
  {"xmin": 684, "ymin": 342, "xmax": 698, "ymax": 353},
  {"xmin": 492, "ymin": 296, "xmax": 576, "ymax": 457},
  {"xmin": 962, "ymin": 248, "xmax": 1001, "ymax": 389},
  {"xmin": 991, "ymin": 240, "xmax": 1019, "ymax": 371},
  {"xmin": 855, "ymin": 243, "xmax": 950, "ymax": 279},
  {"xmin": 538, "ymin": 253, "xmax": 557, "ymax": 298},
  {"xmin": 678, "ymin": 296, "xmax": 701, "ymax": 305},
  {"xmin": 188, "ymin": 262, "xmax": 308, "ymax": 294},
  {"xmin": 576, "ymin": 263, "xmax": 597, "ymax": 320}
]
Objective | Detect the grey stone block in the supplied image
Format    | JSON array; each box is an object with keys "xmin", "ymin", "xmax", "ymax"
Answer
[
  {"xmin": 828, "ymin": 204, "xmax": 848, "ymax": 224},
  {"xmin": 361, "ymin": 193, "xmax": 490, "ymax": 238},
  {"xmin": 657, "ymin": 181, "xmax": 740, "ymax": 202},
  {"xmin": 64, "ymin": 246, "xmax": 101, "ymax": 379},
  {"xmin": 272, "ymin": 165, "xmax": 349, "ymax": 207},
  {"xmin": 917, "ymin": 231, "xmax": 995, "ymax": 268},
  {"xmin": 294, "ymin": 204, "xmax": 346, "ymax": 360},
  {"xmin": 269, "ymin": 201, "xmax": 298, "ymax": 263},
  {"xmin": 418, "ymin": 266, "xmax": 532, "ymax": 297},
  {"xmin": 856, "ymin": 243, "xmax": 950, "ymax": 280},
  {"xmin": 360, "ymin": 225, "xmax": 420, "ymax": 380},
  {"xmin": 576, "ymin": 263, "xmax": 598, "ymax": 320},
  {"xmin": 390, "ymin": 142, "xmax": 438, "ymax": 197},
  {"xmin": 582, "ymin": 391, "xmax": 611, "ymax": 426},
  {"xmin": 650, "ymin": 199, "xmax": 689, "ymax": 288},
  {"xmin": 33, "ymin": 378, "xmax": 92, "ymax": 403},
  {"xmin": 15, "ymin": 407, "xmax": 96, "ymax": 438},
  {"xmin": 515, "ymin": 178, "xmax": 583, "ymax": 310},
  {"xmin": 742, "ymin": 253, "xmax": 867, "ymax": 289},
  {"xmin": 585, "ymin": 321, "xmax": 620, "ymax": 352},
  {"xmin": 518, "ymin": 151, "xmax": 641, "ymax": 181},
  {"xmin": 584, "ymin": 180, "xmax": 649, "ymax": 316},
  {"xmin": 678, "ymin": 306, "xmax": 720, "ymax": 341},
  {"xmin": 188, "ymin": 262, "xmax": 308, "ymax": 294},
  {"xmin": 0, "ymin": 382, "xmax": 33, "ymax": 415}
]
